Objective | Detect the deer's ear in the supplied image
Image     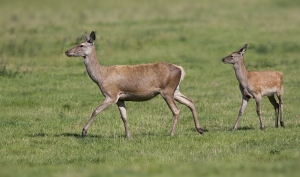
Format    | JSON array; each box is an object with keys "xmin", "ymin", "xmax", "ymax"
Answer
[
  {"xmin": 88, "ymin": 31, "xmax": 96, "ymax": 43},
  {"xmin": 238, "ymin": 44, "xmax": 248, "ymax": 55}
]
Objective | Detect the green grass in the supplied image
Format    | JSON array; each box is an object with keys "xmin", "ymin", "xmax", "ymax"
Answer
[{"xmin": 1, "ymin": 0, "xmax": 300, "ymax": 176}]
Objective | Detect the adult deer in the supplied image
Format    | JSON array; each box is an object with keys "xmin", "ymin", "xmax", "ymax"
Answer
[
  {"xmin": 65, "ymin": 31, "xmax": 204, "ymax": 138},
  {"xmin": 222, "ymin": 44, "xmax": 284, "ymax": 130}
]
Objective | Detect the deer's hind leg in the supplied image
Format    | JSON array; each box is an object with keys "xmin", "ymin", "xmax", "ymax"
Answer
[
  {"xmin": 267, "ymin": 95, "xmax": 280, "ymax": 128},
  {"xmin": 117, "ymin": 101, "xmax": 131, "ymax": 138},
  {"xmin": 160, "ymin": 90, "xmax": 180, "ymax": 136},
  {"xmin": 174, "ymin": 90, "xmax": 204, "ymax": 134},
  {"xmin": 277, "ymin": 94, "xmax": 284, "ymax": 127}
]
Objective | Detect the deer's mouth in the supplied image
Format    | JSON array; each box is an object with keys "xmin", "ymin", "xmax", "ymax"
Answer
[
  {"xmin": 65, "ymin": 51, "xmax": 72, "ymax": 56},
  {"xmin": 65, "ymin": 51, "xmax": 77, "ymax": 57},
  {"xmin": 222, "ymin": 58, "xmax": 227, "ymax": 64}
]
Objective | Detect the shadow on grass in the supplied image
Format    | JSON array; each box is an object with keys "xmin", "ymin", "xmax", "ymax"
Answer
[
  {"xmin": 237, "ymin": 126, "xmax": 255, "ymax": 131},
  {"xmin": 54, "ymin": 133, "xmax": 105, "ymax": 139},
  {"xmin": 26, "ymin": 132, "xmax": 160, "ymax": 139},
  {"xmin": 189, "ymin": 128, "xmax": 209, "ymax": 134},
  {"xmin": 214, "ymin": 126, "xmax": 255, "ymax": 132},
  {"xmin": 64, "ymin": 128, "xmax": 211, "ymax": 138},
  {"xmin": 224, "ymin": 126, "xmax": 254, "ymax": 131},
  {"xmin": 27, "ymin": 133, "xmax": 48, "ymax": 137},
  {"xmin": 27, "ymin": 132, "xmax": 106, "ymax": 139},
  {"xmin": 26, "ymin": 126, "xmax": 251, "ymax": 139},
  {"xmin": 55, "ymin": 133, "xmax": 142, "ymax": 139}
]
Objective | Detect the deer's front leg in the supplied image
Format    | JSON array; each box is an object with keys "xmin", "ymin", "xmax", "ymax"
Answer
[
  {"xmin": 82, "ymin": 97, "xmax": 116, "ymax": 137},
  {"xmin": 233, "ymin": 96, "xmax": 249, "ymax": 130},
  {"xmin": 255, "ymin": 96, "xmax": 264, "ymax": 130}
]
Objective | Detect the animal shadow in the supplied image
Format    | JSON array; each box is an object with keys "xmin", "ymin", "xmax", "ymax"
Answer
[
  {"xmin": 237, "ymin": 126, "xmax": 255, "ymax": 131},
  {"xmin": 55, "ymin": 133, "xmax": 105, "ymax": 139}
]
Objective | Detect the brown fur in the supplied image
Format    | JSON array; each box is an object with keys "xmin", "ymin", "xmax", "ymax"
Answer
[
  {"xmin": 222, "ymin": 44, "xmax": 284, "ymax": 130},
  {"xmin": 65, "ymin": 31, "xmax": 204, "ymax": 137}
]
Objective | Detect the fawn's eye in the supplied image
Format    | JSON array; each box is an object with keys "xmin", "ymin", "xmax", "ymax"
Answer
[
  {"xmin": 79, "ymin": 45, "xmax": 84, "ymax": 47},
  {"xmin": 230, "ymin": 55, "xmax": 233, "ymax": 58}
]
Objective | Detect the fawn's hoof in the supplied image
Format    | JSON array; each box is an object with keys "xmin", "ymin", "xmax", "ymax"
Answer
[
  {"xmin": 280, "ymin": 121, "xmax": 285, "ymax": 127},
  {"xmin": 198, "ymin": 128, "xmax": 204, "ymax": 135},
  {"xmin": 260, "ymin": 127, "xmax": 265, "ymax": 130}
]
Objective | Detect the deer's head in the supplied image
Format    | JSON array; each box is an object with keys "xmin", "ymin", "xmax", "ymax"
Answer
[
  {"xmin": 65, "ymin": 31, "xmax": 96, "ymax": 58},
  {"xmin": 222, "ymin": 44, "xmax": 248, "ymax": 64}
]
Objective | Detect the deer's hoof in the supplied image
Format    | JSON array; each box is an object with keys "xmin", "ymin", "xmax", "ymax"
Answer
[
  {"xmin": 260, "ymin": 127, "xmax": 265, "ymax": 130},
  {"xmin": 198, "ymin": 128, "xmax": 204, "ymax": 135},
  {"xmin": 280, "ymin": 121, "xmax": 285, "ymax": 128},
  {"xmin": 82, "ymin": 129, "xmax": 87, "ymax": 137}
]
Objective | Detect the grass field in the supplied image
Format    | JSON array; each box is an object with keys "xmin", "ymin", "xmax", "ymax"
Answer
[{"xmin": 1, "ymin": 0, "xmax": 300, "ymax": 176}]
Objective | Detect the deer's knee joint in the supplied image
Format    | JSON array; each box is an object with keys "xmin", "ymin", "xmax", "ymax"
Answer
[
  {"xmin": 173, "ymin": 109, "xmax": 180, "ymax": 117},
  {"xmin": 256, "ymin": 110, "xmax": 261, "ymax": 116},
  {"xmin": 238, "ymin": 109, "xmax": 244, "ymax": 116},
  {"xmin": 279, "ymin": 102, "xmax": 283, "ymax": 106}
]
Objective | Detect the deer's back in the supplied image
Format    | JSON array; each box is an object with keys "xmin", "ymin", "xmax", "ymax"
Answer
[{"xmin": 247, "ymin": 70, "xmax": 283, "ymax": 96}]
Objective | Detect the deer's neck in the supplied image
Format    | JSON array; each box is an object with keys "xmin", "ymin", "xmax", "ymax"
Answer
[
  {"xmin": 233, "ymin": 59, "xmax": 249, "ymax": 89},
  {"xmin": 83, "ymin": 50, "xmax": 103, "ymax": 84}
]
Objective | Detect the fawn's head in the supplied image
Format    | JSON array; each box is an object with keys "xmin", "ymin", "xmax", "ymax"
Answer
[
  {"xmin": 222, "ymin": 44, "xmax": 248, "ymax": 64},
  {"xmin": 65, "ymin": 31, "xmax": 96, "ymax": 58}
]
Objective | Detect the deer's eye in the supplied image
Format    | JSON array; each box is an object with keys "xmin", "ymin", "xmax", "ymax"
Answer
[
  {"xmin": 230, "ymin": 55, "xmax": 233, "ymax": 58},
  {"xmin": 79, "ymin": 45, "xmax": 84, "ymax": 47}
]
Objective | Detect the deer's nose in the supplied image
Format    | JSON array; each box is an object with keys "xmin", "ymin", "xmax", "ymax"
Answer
[{"xmin": 65, "ymin": 50, "xmax": 71, "ymax": 56}]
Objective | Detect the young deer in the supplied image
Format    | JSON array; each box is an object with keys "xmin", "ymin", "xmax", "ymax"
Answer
[
  {"xmin": 65, "ymin": 31, "xmax": 204, "ymax": 138},
  {"xmin": 222, "ymin": 44, "xmax": 284, "ymax": 130}
]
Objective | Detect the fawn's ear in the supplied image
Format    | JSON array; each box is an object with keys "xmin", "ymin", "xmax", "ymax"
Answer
[
  {"xmin": 88, "ymin": 31, "xmax": 96, "ymax": 43},
  {"xmin": 238, "ymin": 44, "xmax": 248, "ymax": 55}
]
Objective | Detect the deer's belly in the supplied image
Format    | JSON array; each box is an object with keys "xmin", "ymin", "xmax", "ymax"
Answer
[
  {"xmin": 261, "ymin": 87, "xmax": 278, "ymax": 96},
  {"xmin": 118, "ymin": 91, "xmax": 160, "ymax": 101}
]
